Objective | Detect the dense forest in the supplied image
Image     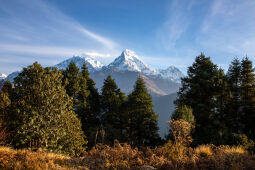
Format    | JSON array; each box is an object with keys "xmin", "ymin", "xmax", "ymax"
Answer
[{"xmin": 0, "ymin": 53, "xmax": 255, "ymax": 169}]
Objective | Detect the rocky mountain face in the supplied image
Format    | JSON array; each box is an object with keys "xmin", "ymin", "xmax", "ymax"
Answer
[{"xmin": 3, "ymin": 49, "xmax": 184, "ymax": 137}]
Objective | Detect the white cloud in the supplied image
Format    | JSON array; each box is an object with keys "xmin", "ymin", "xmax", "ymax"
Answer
[
  {"xmin": 76, "ymin": 26, "xmax": 116, "ymax": 49},
  {"xmin": 157, "ymin": 0, "xmax": 196, "ymax": 50},
  {"xmin": 0, "ymin": 0, "xmax": 118, "ymax": 56},
  {"xmin": 199, "ymin": 0, "xmax": 255, "ymax": 56}
]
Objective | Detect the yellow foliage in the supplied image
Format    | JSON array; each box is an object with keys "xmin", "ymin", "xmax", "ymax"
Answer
[
  {"xmin": 0, "ymin": 143, "xmax": 254, "ymax": 170},
  {"xmin": 194, "ymin": 145, "xmax": 213, "ymax": 157}
]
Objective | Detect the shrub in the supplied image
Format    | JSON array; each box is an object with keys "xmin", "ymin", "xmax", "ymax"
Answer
[
  {"xmin": 194, "ymin": 145, "xmax": 213, "ymax": 157},
  {"xmin": 232, "ymin": 133, "xmax": 255, "ymax": 154}
]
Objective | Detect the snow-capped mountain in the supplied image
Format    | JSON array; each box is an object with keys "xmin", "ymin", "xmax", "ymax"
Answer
[
  {"xmin": 105, "ymin": 49, "xmax": 183, "ymax": 82},
  {"xmin": 106, "ymin": 49, "xmax": 158, "ymax": 75},
  {"xmin": 55, "ymin": 55, "xmax": 104, "ymax": 72},
  {"xmin": 158, "ymin": 66, "xmax": 184, "ymax": 82},
  {"xmin": 0, "ymin": 73, "xmax": 7, "ymax": 80},
  {"xmin": 3, "ymin": 49, "xmax": 184, "ymax": 84}
]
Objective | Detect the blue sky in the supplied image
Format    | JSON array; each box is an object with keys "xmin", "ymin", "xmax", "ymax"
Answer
[{"xmin": 1, "ymin": 0, "xmax": 255, "ymax": 74}]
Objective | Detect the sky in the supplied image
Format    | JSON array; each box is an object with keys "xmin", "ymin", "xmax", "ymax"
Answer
[{"xmin": 1, "ymin": 0, "xmax": 255, "ymax": 75}]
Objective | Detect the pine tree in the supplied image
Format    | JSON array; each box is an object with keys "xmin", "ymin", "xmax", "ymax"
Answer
[
  {"xmin": 213, "ymin": 68, "xmax": 230, "ymax": 145},
  {"xmin": 240, "ymin": 57, "xmax": 255, "ymax": 140},
  {"xmin": 62, "ymin": 62, "xmax": 80, "ymax": 98},
  {"xmin": 101, "ymin": 75, "xmax": 127, "ymax": 144},
  {"xmin": 175, "ymin": 53, "xmax": 225, "ymax": 144},
  {"xmin": 127, "ymin": 77, "xmax": 159, "ymax": 147},
  {"xmin": 11, "ymin": 62, "xmax": 86, "ymax": 155},
  {"xmin": 171, "ymin": 105, "xmax": 195, "ymax": 125},
  {"xmin": 77, "ymin": 63, "xmax": 101, "ymax": 148},
  {"xmin": 226, "ymin": 58, "xmax": 242, "ymax": 134}
]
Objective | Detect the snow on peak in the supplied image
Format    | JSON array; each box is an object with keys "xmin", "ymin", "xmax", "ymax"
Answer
[
  {"xmin": 55, "ymin": 55, "xmax": 104, "ymax": 72},
  {"xmin": 158, "ymin": 66, "xmax": 184, "ymax": 82},
  {"xmin": 107, "ymin": 49, "xmax": 157, "ymax": 74},
  {"xmin": 0, "ymin": 73, "xmax": 7, "ymax": 80},
  {"xmin": 84, "ymin": 56, "xmax": 104, "ymax": 69}
]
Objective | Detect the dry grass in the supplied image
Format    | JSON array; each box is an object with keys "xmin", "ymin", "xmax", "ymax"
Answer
[
  {"xmin": 0, "ymin": 146, "xmax": 88, "ymax": 169},
  {"xmin": 217, "ymin": 145, "xmax": 246, "ymax": 154},
  {"xmin": 0, "ymin": 142, "xmax": 255, "ymax": 170},
  {"xmin": 194, "ymin": 145, "xmax": 213, "ymax": 157}
]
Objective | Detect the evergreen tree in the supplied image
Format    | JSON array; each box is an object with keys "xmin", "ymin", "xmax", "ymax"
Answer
[
  {"xmin": 175, "ymin": 53, "xmax": 226, "ymax": 144},
  {"xmin": 213, "ymin": 68, "xmax": 230, "ymax": 144},
  {"xmin": 77, "ymin": 63, "xmax": 101, "ymax": 148},
  {"xmin": 240, "ymin": 57, "xmax": 255, "ymax": 140},
  {"xmin": 127, "ymin": 77, "xmax": 159, "ymax": 147},
  {"xmin": 226, "ymin": 58, "xmax": 242, "ymax": 134},
  {"xmin": 62, "ymin": 62, "xmax": 80, "ymax": 98},
  {"xmin": 171, "ymin": 105, "xmax": 195, "ymax": 125},
  {"xmin": 101, "ymin": 75, "xmax": 127, "ymax": 144},
  {"xmin": 11, "ymin": 62, "xmax": 86, "ymax": 155},
  {"xmin": 0, "ymin": 82, "xmax": 11, "ymax": 127}
]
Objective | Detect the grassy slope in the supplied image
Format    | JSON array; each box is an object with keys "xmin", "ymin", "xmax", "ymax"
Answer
[{"xmin": 1, "ymin": 143, "xmax": 255, "ymax": 170}]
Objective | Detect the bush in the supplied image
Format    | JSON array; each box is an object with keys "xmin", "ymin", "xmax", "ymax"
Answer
[
  {"xmin": 232, "ymin": 133, "xmax": 255, "ymax": 154},
  {"xmin": 194, "ymin": 145, "xmax": 213, "ymax": 157}
]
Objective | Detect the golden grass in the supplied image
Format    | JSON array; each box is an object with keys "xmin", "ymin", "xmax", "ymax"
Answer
[
  {"xmin": 0, "ymin": 143, "xmax": 255, "ymax": 170},
  {"xmin": 0, "ymin": 146, "xmax": 88, "ymax": 170},
  {"xmin": 194, "ymin": 145, "xmax": 213, "ymax": 157},
  {"xmin": 216, "ymin": 145, "xmax": 246, "ymax": 154}
]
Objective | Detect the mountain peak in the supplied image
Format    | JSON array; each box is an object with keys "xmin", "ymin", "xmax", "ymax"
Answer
[
  {"xmin": 107, "ymin": 49, "xmax": 157, "ymax": 74},
  {"xmin": 158, "ymin": 66, "xmax": 184, "ymax": 82},
  {"xmin": 55, "ymin": 55, "xmax": 104, "ymax": 72},
  {"xmin": 121, "ymin": 49, "xmax": 139, "ymax": 60},
  {"xmin": 0, "ymin": 73, "xmax": 7, "ymax": 80}
]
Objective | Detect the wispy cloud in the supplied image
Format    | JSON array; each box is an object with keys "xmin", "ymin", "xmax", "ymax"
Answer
[
  {"xmin": 155, "ymin": 0, "xmax": 255, "ymax": 73},
  {"xmin": 156, "ymin": 0, "xmax": 196, "ymax": 50},
  {"xmin": 199, "ymin": 0, "xmax": 255, "ymax": 56},
  {"xmin": 0, "ymin": 0, "xmax": 119, "ymax": 73}
]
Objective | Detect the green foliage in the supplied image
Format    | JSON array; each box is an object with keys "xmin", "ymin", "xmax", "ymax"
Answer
[
  {"xmin": 76, "ymin": 63, "xmax": 101, "ymax": 148},
  {"xmin": 127, "ymin": 77, "xmax": 160, "ymax": 146},
  {"xmin": 62, "ymin": 62, "xmax": 80, "ymax": 98},
  {"xmin": 240, "ymin": 57, "xmax": 255, "ymax": 140},
  {"xmin": 101, "ymin": 75, "xmax": 127, "ymax": 144},
  {"xmin": 171, "ymin": 105, "xmax": 195, "ymax": 125},
  {"xmin": 226, "ymin": 58, "xmax": 242, "ymax": 135},
  {"xmin": 10, "ymin": 62, "xmax": 86, "ymax": 155},
  {"xmin": 232, "ymin": 133, "xmax": 255, "ymax": 154},
  {"xmin": 175, "ymin": 53, "xmax": 228, "ymax": 145}
]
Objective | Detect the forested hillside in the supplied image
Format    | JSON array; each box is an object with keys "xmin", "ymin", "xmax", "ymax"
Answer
[{"xmin": 0, "ymin": 53, "xmax": 255, "ymax": 169}]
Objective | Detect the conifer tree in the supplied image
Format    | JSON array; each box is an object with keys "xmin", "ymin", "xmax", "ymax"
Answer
[
  {"xmin": 101, "ymin": 75, "xmax": 127, "ymax": 144},
  {"xmin": 175, "ymin": 53, "xmax": 225, "ymax": 144},
  {"xmin": 62, "ymin": 62, "xmax": 80, "ymax": 98},
  {"xmin": 171, "ymin": 105, "xmax": 195, "ymax": 125},
  {"xmin": 226, "ymin": 58, "xmax": 242, "ymax": 134},
  {"xmin": 11, "ymin": 62, "xmax": 86, "ymax": 155},
  {"xmin": 0, "ymin": 82, "xmax": 11, "ymax": 127},
  {"xmin": 77, "ymin": 63, "xmax": 101, "ymax": 148},
  {"xmin": 127, "ymin": 77, "xmax": 159, "ymax": 146},
  {"xmin": 240, "ymin": 57, "xmax": 255, "ymax": 139}
]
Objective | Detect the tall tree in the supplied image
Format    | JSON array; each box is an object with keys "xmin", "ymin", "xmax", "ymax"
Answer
[
  {"xmin": 11, "ymin": 62, "xmax": 86, "ymax": 155},
  {"xmin": 226, "ymin": 58, "xmax": 242, "ymax": 134},
  {"xmin": 101, "ymin": 75, "xmax": 127, "ymax": 144},
  {"xmin": 62, "ymin": 62, "xmax": 80, "ymax": 99},
  {"xmin": 175, "ymin": 53, "xmax": 226, "ymax": 144},
  {"xmin": 77, "ymin": 63, "xmax": 101, "ymax": 148},
  {"xmin": 0, "ymin": 81, "xmax": 12, "ymax": 125},
  {"xmin": 240, "ymin": 57, "xmax": 255, "ymax": 140},
  {"xmin": 127, "ymin": 77, "xmax": 159, "ymax": 147}
]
